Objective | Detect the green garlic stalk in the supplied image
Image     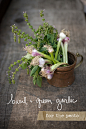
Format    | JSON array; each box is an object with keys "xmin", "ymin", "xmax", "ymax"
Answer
[
  {"xmin": 61, "ymin": 42, "xmax": 65, "ymax": 62},
  {"xmin": 64, "ymin": 43, "xmax": 68, "ymax": 63},
  {"xmin": 62, "ymin": 37, "xmax": 70, "ymax": 63},
  {"xmin": 55, "ymin": 32, "xmax": 66, "ymax": 60},
  {"xmin": 50, "ymin": 62, "xmax": 68, "ymax": 72}
]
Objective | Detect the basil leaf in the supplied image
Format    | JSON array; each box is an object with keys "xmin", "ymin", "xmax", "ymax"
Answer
[
  {"xmin": 21, "ymin": 63, "xmax": 27, "ymax": 69},
  {"xmin": 30, "ymin": 65, "xmax": 38, "ymax": 76},
  {"xmin": 37, "ymin": 76, "xmax": 42, "ymax": 87},
  {"xmin": 24, "ymin": 53, "xmax": 32, "ymax": 60}
]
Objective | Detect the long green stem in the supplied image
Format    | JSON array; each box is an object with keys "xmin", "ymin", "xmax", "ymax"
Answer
[
  {"xmin": 45, "ymin": 59, "xmax": 53, "ymax": 64},
  {"xmin": 37, "ymin": 39, "xmax": 40, "ymax": 48},
  {"xmin": 38, "ymin": 51, "xmax": 53, "ymax": 61},
  {"xmin": 50, "ymin": 62, "xmax": 68, "ymax": 71},
  {"xmin": 61, "ymin": 42, "xmax": 65, "ymax": 63},
  {"xmin": 50, "ymin": 52, "xmax": 56, "ymax": 64},
  {"xmin": 55, "ymin": 39, "xmax": 61, "ymax": 60},
  {"xmin": 55, "ymin": 59, "xmax": 59, "ymax": 63},
  {"xmin": 64, "ymin": 43, "xmax": 68, "ymax": 63}
]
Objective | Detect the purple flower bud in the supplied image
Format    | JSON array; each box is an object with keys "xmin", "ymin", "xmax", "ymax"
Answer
[
  {"xmin": 62, "ymin": 37, "xmax": 70, "ymax": 44},
  {"xmin": 41, "ymin": 65, "xmax": 54, "ymax": 80},
  {"xmin": 48, "ymin": 48, "xmax": 54, "ymax": 53},
  {"xmin": 39, "ymin": 58, "xmax": 45, "ymax": 67},
  {"xmin": 46, "ymin": 69, "xmax": 50, "ymax": 74},
  {"xmin": 62, "ymin": 39, "xmax": 65, "ymax": 44},
  {"xmin": 47, "ymin": 74, "xmax": 53, "ymax": 80},
  {"xmin": 57, "ymin": 38, "xmax": 59, "ymax": 41},
  {"xmin": 32, "ymin": 49, "xmax": 41, "ymax": 57},
  {"xmin": 64, "ymin": 37, "xmax": 70, "ymax": 43}
]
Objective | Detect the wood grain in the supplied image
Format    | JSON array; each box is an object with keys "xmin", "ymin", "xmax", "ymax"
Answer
[{"xmin": 0, "ymin": 0, "xmax": 86, "ymax": 128}]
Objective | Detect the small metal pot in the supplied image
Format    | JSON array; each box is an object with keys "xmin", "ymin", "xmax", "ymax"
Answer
[{"xmin": 47, "ymin": 51, "xmax": 83, "ymax": 87}]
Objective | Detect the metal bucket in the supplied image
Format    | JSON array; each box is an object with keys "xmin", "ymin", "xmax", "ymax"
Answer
[{"xmin": 47, "ymin": 51, "xmax": 83, "ymax": 87}]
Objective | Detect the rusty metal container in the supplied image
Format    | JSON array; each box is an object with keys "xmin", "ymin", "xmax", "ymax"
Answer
[{"xmin": 47, "ymin": 51, "xmax": 83, "ymax": 87}]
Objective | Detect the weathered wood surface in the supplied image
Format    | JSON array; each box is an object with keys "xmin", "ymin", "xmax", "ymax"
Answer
[
  {"xmin": 0, "ymin": 0, "xmax": 12, "ymax": 23},
  {"xmin": 0, "ymin": 0, "xmax": 86, "ymax": 128}
]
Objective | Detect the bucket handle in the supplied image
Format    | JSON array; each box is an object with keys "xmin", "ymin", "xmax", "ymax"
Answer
[{"xmin": 75, "ymin": 53, "xmax": 83, "ymax": 69}]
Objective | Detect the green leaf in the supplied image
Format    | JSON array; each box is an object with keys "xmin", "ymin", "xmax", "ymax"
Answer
[
  {"xmin": 24, "ymin": 38, "xmax": 27, "ymax": 41},
  {"xmin": 30, "ymin": 66, "xmax": 39, "ymax": 76},
  {"xmin": 33, "ymin": 79, "xmax": 36, "ymax": 85},
  {"xmin": 29, "ymin": 42, "xmax": 32, "ymax": 45},
  {"xmin": 33, "ymin": 38, "xmax": 38, "ymax": 42},
  {"xmin": 17, "ymin": 60, "xmax": 20, "ymax": 63},
  {"xmin": 21, "ymin": 63, "xmax": 27, "ymax": 69},
  {"xmin": 10, "ymin": 64, "xmax": 13, "ymax": 67},
  {"xmin": 24, "ymin": 53, "xmax": 32, "ymax": 60},
  {"xmin": 53, "ymin": 43, "xmax": 57, "ymax": 48},
  {"xmin": 27, "ymin": 69, "xmax": 29, "ymax": 74},
  {"xmin": 33, "ymin": 76, "xmax": 37, "ymax": 85},
  {"xmin": 26, "ymin": 44, "xmax": 28, "ymax": 46},
  {"xmin": 47, "ymin": 34, "xmax": 51, "ymax": 40},
  {"xmin": 42, "ymin": 18, "xmax": 45, "ymax": 21},
  {"xmin": 15, "ymin": 68, "xmax": 19, "ymax": 71},
  {"xmin": 14, "ymin": 62, "xmax": 17, "ymax": 65},
  {"xmin": 12, "ymin": 80, "xmax": 15, "ymax": 84},
  {"xmin": 47, "ymin": 34, "xmax": 54, "ymax": 43},
  {"xmin": 44, "ymin": 35, "xmax": 47, "ymax": 42},
  {"xmin": 37, "ymin": 76, "xmax": 42, "ymax": 87},
  {"xmin": 40, "ymin": 47, "xmax": 48, "ymax": 52}
]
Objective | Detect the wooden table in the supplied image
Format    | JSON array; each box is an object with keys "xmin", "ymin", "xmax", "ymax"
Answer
[{"xmin": 0, "ymin": 0, "xmax": 86, "ymax": 128}]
